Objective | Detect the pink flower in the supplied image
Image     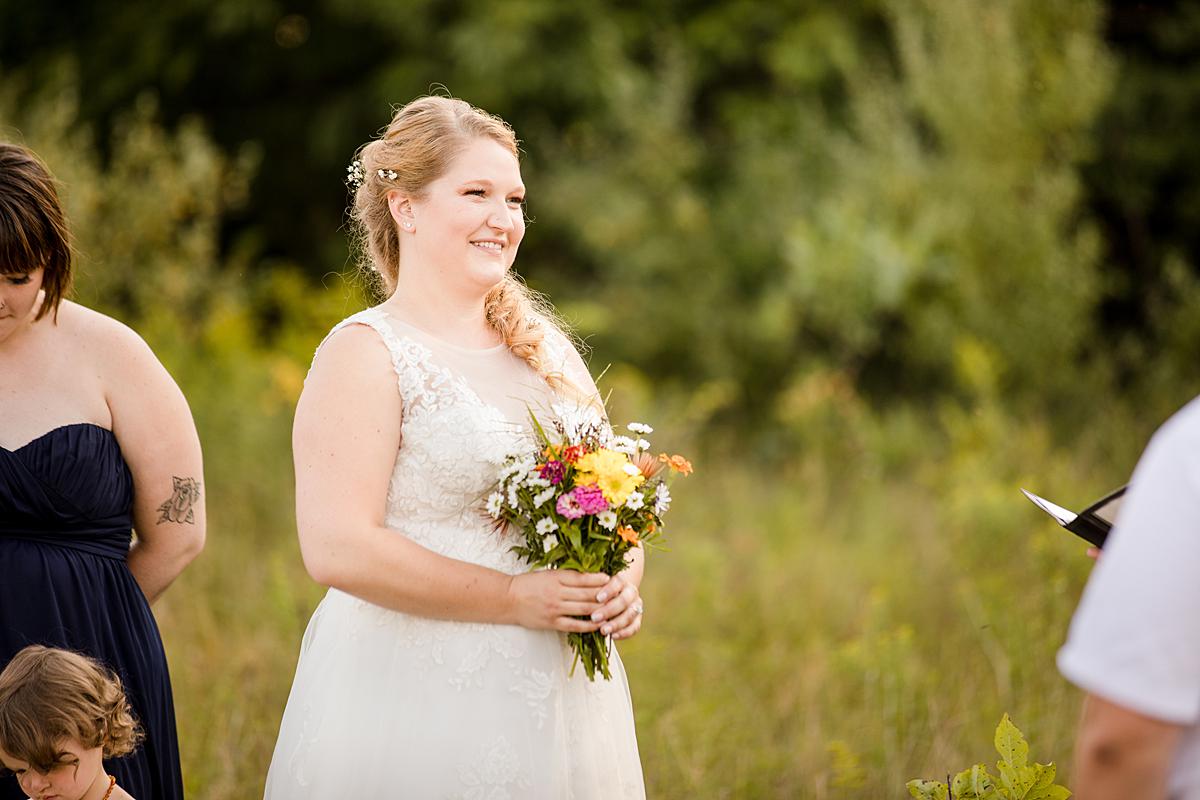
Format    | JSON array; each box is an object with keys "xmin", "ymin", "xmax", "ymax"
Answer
[
  {"xmin": 539, "ymin": 460, "xmax": 565, "ymax": 485},
  {"xmin": 571, "ymin": 484, "xmax": 609, "ymax": 515},
  {"xmin": 556, "ymin": 492, "xmax": 585, "ymax": 519}
]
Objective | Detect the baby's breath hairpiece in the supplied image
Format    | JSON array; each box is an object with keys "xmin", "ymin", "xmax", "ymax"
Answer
[
  {"xmin": 377, "ymin": 168, "xmax": 398, "ymax": 180},
  {"xmin": 346, "ymin": 159, "xmax": 366, "ymax": 190}
]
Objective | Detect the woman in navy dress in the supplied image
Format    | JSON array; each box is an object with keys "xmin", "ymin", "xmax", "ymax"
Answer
[{"xmin": 0, "ymin": 143, "xmax": 204, "ymax": 800}]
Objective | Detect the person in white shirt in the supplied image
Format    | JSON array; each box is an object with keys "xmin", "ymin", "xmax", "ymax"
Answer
[{"xmin": 1058, "ymin": 396, "xmax": 1200, "ymax": 799}]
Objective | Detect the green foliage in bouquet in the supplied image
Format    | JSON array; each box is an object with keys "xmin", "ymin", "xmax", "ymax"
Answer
[{"xmin": 907, "ymin": 715, "xmax": 1071, "ymax": 800}]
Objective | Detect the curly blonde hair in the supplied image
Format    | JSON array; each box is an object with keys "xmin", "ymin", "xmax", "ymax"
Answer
[
  {"xmin": 349, "ymin": 95, "xmax": 578, "ymax": 393},
  {"xmin": 0, "ymin": 646, "xmax": 142, "ymax": 773}
]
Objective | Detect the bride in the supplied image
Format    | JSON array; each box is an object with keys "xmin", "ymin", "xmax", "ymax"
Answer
[{"xmin": 264, "ymin": 96, "xmax": 647, "ymax": 798}]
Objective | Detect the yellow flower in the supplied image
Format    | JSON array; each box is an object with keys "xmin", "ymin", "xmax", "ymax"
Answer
[{"xmin": 575, "ymin": 448, "xmax": 645, "ymax": 506}]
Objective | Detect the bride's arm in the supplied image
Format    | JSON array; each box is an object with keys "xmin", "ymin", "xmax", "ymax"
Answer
[{"xmin": 294, "ymin": 324, "xmax": 606, "ymax": 632}]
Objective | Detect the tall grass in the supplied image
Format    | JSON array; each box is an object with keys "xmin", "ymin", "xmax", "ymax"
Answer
[{"xmin": 150, "ymin": 347, "xmax": 1164, "ymax": 798}]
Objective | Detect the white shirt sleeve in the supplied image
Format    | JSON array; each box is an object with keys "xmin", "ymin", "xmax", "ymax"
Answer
[{"xmin": 1058, "ymin": 399, "xmax": 1200, "ymax": 724}]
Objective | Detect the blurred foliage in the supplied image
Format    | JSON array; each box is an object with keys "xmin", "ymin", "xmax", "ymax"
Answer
[
  {"xmin": 2, "ymin": 0, "xmax": 1196, "ymax": 439},
  {"xmin": 2, "ymin": 1, "xmax": 1198, "ymax": 797}
]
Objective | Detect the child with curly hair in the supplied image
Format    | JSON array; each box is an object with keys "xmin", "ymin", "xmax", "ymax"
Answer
[{"xmin": 0, "ymin": 646, "xmax": 141, "ymax": 800}]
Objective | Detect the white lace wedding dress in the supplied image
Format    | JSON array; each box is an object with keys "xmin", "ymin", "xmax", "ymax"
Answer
[{"xmin": 263, "ymin": 308, "xmax": 646, "ymax": 799}]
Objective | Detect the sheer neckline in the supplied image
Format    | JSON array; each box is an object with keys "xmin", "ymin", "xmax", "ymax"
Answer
[{"xmin": 375, "ymin": 307, "xmax": 507, "ymax": 355}]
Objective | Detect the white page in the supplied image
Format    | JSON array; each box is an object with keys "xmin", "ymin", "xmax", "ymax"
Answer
[{"xmin": 1021, "ymin": 489, "xmax": 1078, "ymax": 526}]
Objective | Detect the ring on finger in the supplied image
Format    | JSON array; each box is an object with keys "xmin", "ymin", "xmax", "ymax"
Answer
[{"xmin": 633, "ymin": 601, "xmax": 644, "ymax": 616}]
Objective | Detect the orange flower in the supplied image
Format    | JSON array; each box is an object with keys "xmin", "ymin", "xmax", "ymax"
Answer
[
  {"xmin": 658, "ymin": 453, "xmax": 694, "ymax": 476},
  {"xmin": 561, "ymin": 444, "xmax": 587, "ymax": 465},
  {"xmin": 617, "ymin": 526, "xmax": 639, "ymax": 545}
]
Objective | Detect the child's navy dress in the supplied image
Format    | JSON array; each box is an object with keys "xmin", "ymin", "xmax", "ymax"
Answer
[{"xmin": 0, "ymin": 423, "xmax": 183, "ymax": 800}]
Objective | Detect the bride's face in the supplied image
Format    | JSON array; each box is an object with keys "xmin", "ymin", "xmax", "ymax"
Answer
[{"xmin": 398, "ymin": 137, "xmax": 526, "ymax": 294}]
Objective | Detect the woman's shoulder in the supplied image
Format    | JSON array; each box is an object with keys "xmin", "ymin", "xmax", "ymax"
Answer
[
  {"xmin": 307, "ymin": 310, "xmax": 398, "ymax": 383},
  {"xmin": 56, "ymin": 301, "xmax": 165, "ymax": 378},
  {"xmin": 57, "ymin": 300, "xmax": 147, "ymax": 347},
  {"xmin": 314, "ymin": 307, "xmax": 394, "ymax": 356}
]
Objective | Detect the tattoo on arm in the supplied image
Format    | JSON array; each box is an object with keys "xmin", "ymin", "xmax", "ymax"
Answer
[{"xmin": 156, "ymin": 476, "xmax": 202, "ymax": 524}]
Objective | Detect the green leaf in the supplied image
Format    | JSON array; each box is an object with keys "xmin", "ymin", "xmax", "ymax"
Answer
[
  {"xmin": 1025, "ymin": 763, "xmax": 1071, "ymax": 800},
  {"xmin": 995, "ymin": 714, "xmax": 1030, "ymax": 771},
  {"xmin": 1027, "ymin": 762, "xmax": 1055, "ymax": 793},
  {"xmin": 1037, "ymin": 788, "xmax": 1071, "ymax": 800},
  {"xmin": 951, "ymin": 764, "xmax": 998, "ymax": 799},
  {"xmin": 526, "ymin": 408, "xmax": 554, "ymax": 449},
  {"xmin": 906, "ymin": 779, "xmax": 948, "ymax": 800},
  {"xmin": 564, "ymin": 522, "xmax": 583, "ymax": 552},
  {"xmin": 996, "ymin": 714, "xmax": 1034, "ymax": 794}
]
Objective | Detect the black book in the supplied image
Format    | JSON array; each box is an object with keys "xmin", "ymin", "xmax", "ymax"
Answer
[{"xmin": 1021, "ymin": 485, "xmax": 1128, "ymax": 548}]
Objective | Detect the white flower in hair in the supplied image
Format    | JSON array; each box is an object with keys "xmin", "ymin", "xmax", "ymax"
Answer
[
  {"xmin": 377, "ymin": 168, "xmax": 398, "ymax": 180},
  {"xmin": 345, "ymin": 159, "xmax": 366, "ymax": 190}
]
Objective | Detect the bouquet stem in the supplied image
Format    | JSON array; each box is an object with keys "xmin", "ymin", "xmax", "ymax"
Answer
[{"xmin": 567, "ymin": 630, "xmax": 613, "ymax": 681}]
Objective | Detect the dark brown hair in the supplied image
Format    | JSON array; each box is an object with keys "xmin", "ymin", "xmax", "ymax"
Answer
[
  {"xmin": 0, "ymin": 646, "xmax": 142, "ymax": 774},
  {"xmin": 0, "ymin": 143, "xmax": 73, "ymax": 320}
]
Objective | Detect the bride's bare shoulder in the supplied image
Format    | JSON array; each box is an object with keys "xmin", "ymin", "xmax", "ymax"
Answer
[{"xmin": 308, "ymin": 320, "xmax": 395, "ymax": 380}]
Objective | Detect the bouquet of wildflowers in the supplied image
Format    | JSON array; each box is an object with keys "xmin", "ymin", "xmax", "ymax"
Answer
[{"xmin": 487, "ymin": 411, "xmax": 692, "ymax": 680}]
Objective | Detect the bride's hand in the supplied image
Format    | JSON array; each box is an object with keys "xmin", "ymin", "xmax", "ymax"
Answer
[
  {"xmin": 591, "ymin": 573, "xmax": 644, "ymax": 641},
  {"xmin": 507, "ymin": 570, "xmax": 608, "ymax": 633}
]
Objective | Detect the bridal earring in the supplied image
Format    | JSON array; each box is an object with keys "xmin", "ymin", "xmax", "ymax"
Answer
[{"xmin": 403, "ymin": 222, "xmax": 412, "ymax": 230}]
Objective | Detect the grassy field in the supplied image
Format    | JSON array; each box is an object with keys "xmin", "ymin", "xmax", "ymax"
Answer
[{"xmin": 147, "ymin": 359, "xmax": 1164, "ymax": 799}]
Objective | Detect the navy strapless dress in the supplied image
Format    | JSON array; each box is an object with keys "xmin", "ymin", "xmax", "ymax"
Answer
[{"xmin": 0, "ymin": 423, "xmax": 183, "ymax": 800}]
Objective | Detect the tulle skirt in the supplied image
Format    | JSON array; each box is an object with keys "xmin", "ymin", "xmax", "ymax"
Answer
[{"xmin": 264, "ymin": 588, "xmax": 646, "ymax": 799}]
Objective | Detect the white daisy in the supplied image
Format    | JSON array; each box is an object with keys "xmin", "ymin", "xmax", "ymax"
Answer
[
  {"xmin": 486, "ymin": 492, "xmax": 504, "ymax": 518},
  {"xmin": 542, "ymin": 532, "xmax": 559, "ymax": 553},
  {"xmin": 597, "ymin": 510, "xmax": 617, "ymax": 530},
  {"xmin": 610, "ymin": 435, "xmax": 638, "ymax": 455},
  {"xmin": 654, "ymin": 483, "xmax": 671, "ymax": 515},
  {"xmin": 500, "ymin": 458, "xmax": 526, "ymax": 480},
  {"xmin": 537, "ymin": 517, "xmax": 559, "ymax": 535},
  {"xmin": 628, "ymin": 422, "xmax": 654, "ymax": 434},
  {"xmin": 533, "ymin": 487, "xmax": 556, "ymax": 508},
  {"xmin": 624, "ymin": 491, "xmax": 644, "ymax": 511}
]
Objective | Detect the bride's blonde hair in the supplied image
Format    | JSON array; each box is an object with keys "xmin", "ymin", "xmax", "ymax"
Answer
[{"xmin": 350, "ymin": 95, "xmax": 576, "ymax": 394}]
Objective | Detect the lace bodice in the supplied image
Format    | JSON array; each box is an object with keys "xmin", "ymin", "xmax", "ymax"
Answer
[{"xmin": 317, "ymin": 308, "xmax": 577, "ymax": 573}]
